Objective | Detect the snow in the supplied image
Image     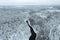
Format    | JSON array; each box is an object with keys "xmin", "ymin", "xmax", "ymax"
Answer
[{"xmin": 0, "ymin": 6, "xmax": 60, "ymax": 40}]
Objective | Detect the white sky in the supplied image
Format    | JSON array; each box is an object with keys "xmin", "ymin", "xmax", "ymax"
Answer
[{"xmin": 0, "ymin": 0, "xmax": 60, "ymax": 5}]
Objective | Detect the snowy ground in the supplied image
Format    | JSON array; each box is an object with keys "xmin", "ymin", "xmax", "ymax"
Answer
[{"xmin": 0, "ymin": 6, "xmax": 60, "ymax": 40}]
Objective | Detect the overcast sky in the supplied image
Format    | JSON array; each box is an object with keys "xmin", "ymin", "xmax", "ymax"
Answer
[{"xmin": 0, "ymin": 0, "xmax": 60, "ymax": 5}]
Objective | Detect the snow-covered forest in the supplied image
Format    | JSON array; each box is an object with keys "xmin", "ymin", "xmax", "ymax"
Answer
[{"xmin": 0, "ymin": 5, "xmax": 60, "ymax": 40}]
